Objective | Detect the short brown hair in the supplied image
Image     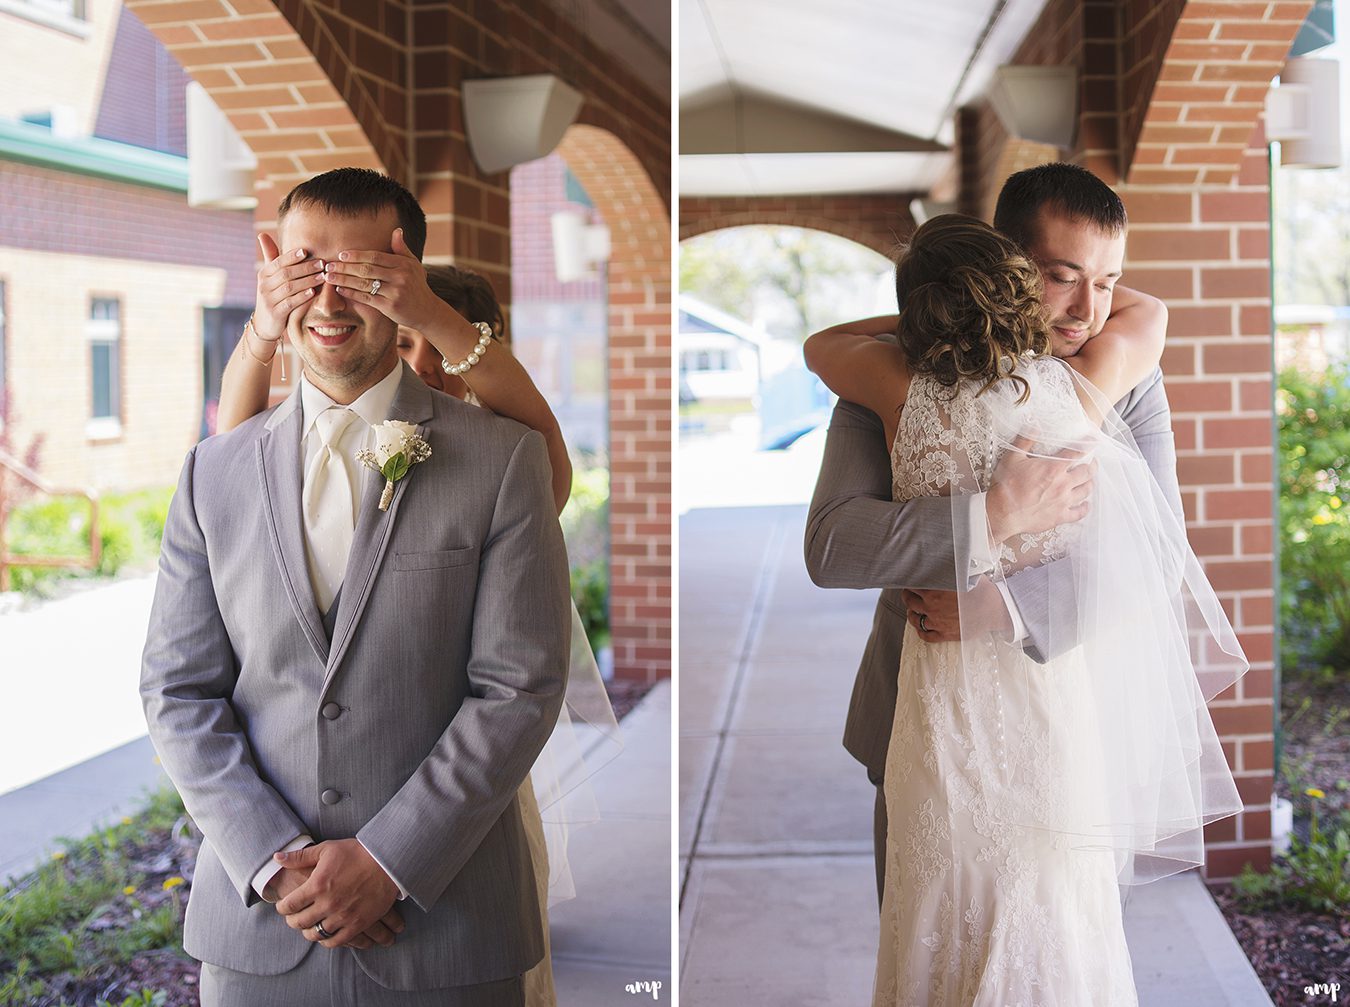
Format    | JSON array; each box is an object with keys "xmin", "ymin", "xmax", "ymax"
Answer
[
  {"xmin": 278, "ymin": 167, "xmax": 427, "ymax": 260},
  {"xmin": 993, "ymin": 162, "xmax": 1127, "ymax": 252}
]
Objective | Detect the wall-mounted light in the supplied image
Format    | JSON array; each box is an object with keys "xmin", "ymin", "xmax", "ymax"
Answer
[
  {"xmin": 186, "ymin": 82, "xmax": 257, "ymax": 210},
  {"xmin": 1267, "ymin": 57, "xmax": 1341, "ymax": 169},
  {"xmin": 551, "ymin": 210, "xmax": 610, "ymax": 283},
  {"xmin": 987, "ymin": 65, "xmax": 1077, "ymax": 149},
  {"xmin": 908, "ymin": 198, "xmax": 957, "ymax": 225},
  {"xmin": 463, "ymin": 75, "xmax": 584, "ymax": 175}
]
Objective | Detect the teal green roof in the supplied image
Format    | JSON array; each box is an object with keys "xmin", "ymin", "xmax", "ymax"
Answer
[{"xmin": 0, "ymin": 117, "xmax": 188, "ymax": 192}]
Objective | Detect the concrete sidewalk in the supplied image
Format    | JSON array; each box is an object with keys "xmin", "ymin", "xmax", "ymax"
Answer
[
  {"xmin": 679, "ymin": 504, "xmax": 1272, "ymax": 1006},
  {"xmin": 0, "ymin": 683, "xmax": 671, "ymax": 1006}
]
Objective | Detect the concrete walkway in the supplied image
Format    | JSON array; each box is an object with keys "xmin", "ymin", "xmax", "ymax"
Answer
[{"xmin": 679, "ymin": 504, "xmax": 1272, "ymax": 1006}]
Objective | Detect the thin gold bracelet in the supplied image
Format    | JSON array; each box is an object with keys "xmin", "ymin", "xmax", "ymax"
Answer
[{"xmin": 243, "ymin": 313, "xmax": 286, "ymax": 382}]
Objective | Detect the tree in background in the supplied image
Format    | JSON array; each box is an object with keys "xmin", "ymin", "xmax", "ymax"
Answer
[{"xmin": 679, "ymin": 226, "xmax": 893, "ymax": 339}]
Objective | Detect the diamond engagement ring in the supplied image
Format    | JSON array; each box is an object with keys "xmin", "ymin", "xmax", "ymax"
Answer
[
  {"xmin": 368, "ymin": 278, "xmax": 381, "ymax": 297},
  {"xmin": 314, "ymin": 922, "xmax": 335, "ymax": 940}
]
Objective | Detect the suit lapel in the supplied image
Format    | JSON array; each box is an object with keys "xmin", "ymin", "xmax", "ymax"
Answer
[
  {"xmin": 324, "ymin": 366, "xmax": 435, "ymax": 687},
  {"xmin": 256, "ymin": 390, "xmax": 330, "ymax": 666}
]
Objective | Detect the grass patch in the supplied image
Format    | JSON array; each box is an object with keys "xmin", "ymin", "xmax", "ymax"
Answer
[
  {"xmin": 0, "ymin": 784, "xmax": 190, "ymax": 1006},
  {"xmin": 5, "ymin": 487, "xmax": 174, "ymax": 596}
]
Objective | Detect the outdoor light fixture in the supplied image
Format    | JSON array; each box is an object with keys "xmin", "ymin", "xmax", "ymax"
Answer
[
  {"xmin": 463, "ymin": 74, "xmax": 584, "ymax": 175},
  {"xmin": 1267, "ymin": 57, "xmax": 1341, "ymax": 169},
  {"xmin": 186, "ymin": 82, "xmax": 257, "ymax": 210},
  {"xmin": 987, "ymin": 65, "xmax": 1077, "ymax": 149},
  {"xmin": 908, "ymin": 198, "xmax": 956, "ymax": 225},
  {"xmin": 550, "ymin": 210, "xmax": 611, "ymax": 283}
]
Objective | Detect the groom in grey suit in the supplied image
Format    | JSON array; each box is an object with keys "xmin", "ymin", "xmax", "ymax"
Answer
[
  {"xmin": 142, "ymin": 169, "xmax": 569, "ymax": 1005},
  {"xmin": 804, "ymin": 163, "xmax": 1185, "ymax": 903}
]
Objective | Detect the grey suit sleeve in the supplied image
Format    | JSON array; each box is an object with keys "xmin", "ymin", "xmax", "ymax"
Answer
[
  {"xmin": 1004, "ymin": 367, "xmax": 1182, "ymax": 661},
  {"xmin": 357, "ymin": 430, "xmax": 570, "ymax": 911},
  {"xmin": 140, "ymin": 447, "xmax": 310, "ymax": 906},
  {"xmin": 804, "ymin": 398, "xmax": 989, "ymax": 592}
]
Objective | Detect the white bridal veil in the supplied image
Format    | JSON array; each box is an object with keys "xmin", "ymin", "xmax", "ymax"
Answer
[{"xmin": 944, "ymin": 355, "xmax": 1247, "ymax": 888}]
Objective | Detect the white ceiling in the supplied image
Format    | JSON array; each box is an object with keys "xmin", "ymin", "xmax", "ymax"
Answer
[{"xmin": 680, "ymin": 0, "xmax": 1052, "ymax": 196}]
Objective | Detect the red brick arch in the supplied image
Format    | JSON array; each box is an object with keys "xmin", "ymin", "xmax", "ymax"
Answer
[
  {"xmin": 556, "ymin": 124, "xmax": 671, "ymax": 684},
  {"xmin": 679, "ymin": 195, "xmax": 916, "ymax": 258}
]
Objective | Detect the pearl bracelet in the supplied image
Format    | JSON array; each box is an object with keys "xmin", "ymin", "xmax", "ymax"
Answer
[{"xmin": 441, "ymin": 321, "xmax": 494, "ymax": 375}]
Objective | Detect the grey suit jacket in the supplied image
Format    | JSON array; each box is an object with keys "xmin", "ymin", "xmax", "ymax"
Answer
[
  {"xmin": 141, "ymin": 363, "xmax": 570, "ymax": 991},
  {"xmin": 804, "ymin": 366, "xmax": 1183, "ymax": 780}
]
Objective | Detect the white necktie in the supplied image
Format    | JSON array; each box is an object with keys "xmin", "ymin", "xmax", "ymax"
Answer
[{"xmin": 303, "ymin": 406, "xmax": 359, "ymax": 614}]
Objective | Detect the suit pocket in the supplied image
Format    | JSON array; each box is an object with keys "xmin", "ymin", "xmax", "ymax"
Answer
[{"xmin": 393, "ymin": 547, "xmax": 477, "ymax": 572}]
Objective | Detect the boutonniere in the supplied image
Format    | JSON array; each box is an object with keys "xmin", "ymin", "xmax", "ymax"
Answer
[{"xmin": 356, "ymin": 420, "xmax": 432, "ymax": 511}]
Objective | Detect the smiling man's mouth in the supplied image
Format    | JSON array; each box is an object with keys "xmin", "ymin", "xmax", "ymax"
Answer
[{"xmin": 308, "ymin": 323, "xmax": 358, "ymax": 346}]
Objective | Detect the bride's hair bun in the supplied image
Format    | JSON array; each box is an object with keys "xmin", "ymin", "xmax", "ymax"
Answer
[{"xmin": 894, "ymin": 214, "xmax": 1049, "ymax": 402}]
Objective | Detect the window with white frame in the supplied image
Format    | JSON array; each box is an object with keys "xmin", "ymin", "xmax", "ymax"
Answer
[
  {"xmin": 87, "ymin": 297, "xmax": 121, "ymax": 437},
  {"xmin": 0, "ymin": 0, "xmax": 89, "ymax": 35}
]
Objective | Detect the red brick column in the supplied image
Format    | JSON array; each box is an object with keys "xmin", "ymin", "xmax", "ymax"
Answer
[{"xmin": 558, "ymin": 126, "xmax": 671, "ymax": 684}]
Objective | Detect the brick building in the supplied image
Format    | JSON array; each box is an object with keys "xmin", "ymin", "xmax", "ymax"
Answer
[
  {"xmin": 1, "ymin": 0, "xmax": 256, "ymax": 490},
  {"xmin": 682, "ymin": 1, "xmax": 1302, "ymax": 880}
]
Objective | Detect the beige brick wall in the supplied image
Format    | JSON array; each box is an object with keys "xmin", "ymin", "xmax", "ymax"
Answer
[
  {"xmin": 1, "ymin": 247, "xmax": 224, "ymax": 492},
  {"xmin": 0, "ymin": 0, "xmax": 121, "ymax": 133}
]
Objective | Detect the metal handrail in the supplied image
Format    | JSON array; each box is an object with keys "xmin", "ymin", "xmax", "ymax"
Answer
[{"xmin": 0, "ymin": 448, "xmax": 100, "ymax": 591}]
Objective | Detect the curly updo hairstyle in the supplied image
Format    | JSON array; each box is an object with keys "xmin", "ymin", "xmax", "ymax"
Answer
[{"xmin": 895, "ymin": 214, "xmax": 1050, "ymax": 403}]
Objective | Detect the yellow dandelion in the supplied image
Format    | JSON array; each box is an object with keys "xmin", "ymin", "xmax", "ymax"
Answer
[
  {"xmin": 123, "ymin": 885, "xmax": 136, "ymax": 896},
  {"xmin": 121, "ymin": 817, "xmax": 132, "ymax": 826},
  {"xmin": 1305, "ymin": 787, "xmax": 1326, "ymax": 799},
  {"xmin": 51, "ymin": 851, "xmax": 65, "ymax": 861},
  {"xmin": 162, "ymin": 876, "xmax": 185, "ymax": 891}
]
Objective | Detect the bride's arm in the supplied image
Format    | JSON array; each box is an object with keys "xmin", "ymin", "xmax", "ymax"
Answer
[
  {"xmin": 416, "ymin": 306, "xmax": 573, "ymax": 514},
  {"xmin": 217, "ymin": 325, "xmax": 278, "ymax": 433},
  {"xmin": 1064, "ymin": 285, "xmax": 1167, "ymax": 413},
  {"xmin": 802, "ymin": 316, "xmax": 910, "ymax": 426}
]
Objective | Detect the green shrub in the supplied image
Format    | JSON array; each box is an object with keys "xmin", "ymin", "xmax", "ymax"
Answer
[
  {"xmin": 4, "ymin": 486, "xmax": 174, "ymax": 595},
  {"xmin": 1233, "ymin": 801, "xmax": 1350, "ymax": 918},
  {"xmin": 1278, "ymin": 364, "xmax": 1350, "ymax": 674},
  {"xmin": 571, "ymin": 559, "xmax": 610, "ymax": 653}
]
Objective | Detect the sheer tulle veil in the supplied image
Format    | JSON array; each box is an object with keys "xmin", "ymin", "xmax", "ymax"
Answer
[{"xmin": 946, "ymin": 355, "xmax": 1247, "ymax": 888}]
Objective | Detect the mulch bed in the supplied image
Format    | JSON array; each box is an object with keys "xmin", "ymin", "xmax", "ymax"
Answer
[
  {"xmin": 1210, "ymin": 671, "xmax": 1350, "ymax": 1006},
  {"xmin": 606, "ymin": 678, "xmax": 655, "ymax": 721}
]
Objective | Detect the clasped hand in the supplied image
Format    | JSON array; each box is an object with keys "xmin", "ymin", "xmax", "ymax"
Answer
[{"xmin": 267, "ymin": 839, "xmax": 403, "ymax": 950}]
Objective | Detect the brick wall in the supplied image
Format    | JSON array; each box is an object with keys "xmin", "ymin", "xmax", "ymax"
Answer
[
  {"xmin": 0, "ymin": 160, "xmax": 257, "ymax": 304},
  {"xmin": 679, "ymin": 194, "xmax": 916, "ymax": 257},
  {"xmin": 0, "ymin": 245, "xmax": 225, "ymax": 491},
  {"xmin": 958, "ymin": 0, "xmax": 1312, "ymax": 881},
  {"xmin": 94, "ymin": 5, "xmax": 191, "ymax": 154},
  {"xmin": 0, "ymin": 0, "xmax": 121, "ymax": 133}
]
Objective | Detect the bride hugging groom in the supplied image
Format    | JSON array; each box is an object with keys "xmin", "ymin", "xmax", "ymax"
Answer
[{"xmin": 804, "ymin": 163, "xmax": 1249, "ymax": 1005}]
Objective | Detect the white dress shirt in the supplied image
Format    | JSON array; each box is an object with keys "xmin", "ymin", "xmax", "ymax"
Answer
[{"xmin": 253, "ymin": 361, "xmax": 411, "ymax": 903}]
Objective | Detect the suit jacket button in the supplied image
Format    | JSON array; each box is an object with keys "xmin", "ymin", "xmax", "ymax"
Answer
[
  {"xmin": 321, "ymin": 703, "xmax": 342, "ymax": 720},
  {"xmin": 321, "ymin": 788, "xmax": 342, "ymax": 806}
]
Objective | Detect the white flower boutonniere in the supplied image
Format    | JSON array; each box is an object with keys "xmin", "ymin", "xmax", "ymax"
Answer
[{"xmin": 356, "ymin": 420, "xmax": 432, "ymax": 511}]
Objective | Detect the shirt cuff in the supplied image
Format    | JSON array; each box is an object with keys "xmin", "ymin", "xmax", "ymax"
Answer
[
  {"xmin": 253, "ymin": 834, "xmax": 313, "ymax": 902},
  {"xmin": 965, "ymin": 491, "xmax": 998, "ymax": 584},
  {"xmin": 995, "ymin": 580, "xmax": 1028, "ymax": 643},
  {"xmin": 358, "ymin": 839, "xmax": 408, "ymax": 901}
]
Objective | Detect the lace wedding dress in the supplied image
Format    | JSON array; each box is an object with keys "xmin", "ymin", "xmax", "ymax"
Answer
[{"xmin": 872, "ymin": 358, "xmax": 1139, "ymax": 1006}]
